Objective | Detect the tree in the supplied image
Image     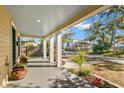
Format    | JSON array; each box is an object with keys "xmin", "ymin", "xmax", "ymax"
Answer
[
  {"xmin": 85, "ymin": 5, "xmax": 124, "ymax": 53},
  {"xmin": 28, "ymin": 39, "xmax": 35, "ymax": 42},
  {"xmin": 40, "ymin": 39, "xmax": 43, "ymax": 43},
  {"xmin": 104, "ymin": 5, "xmax": 124, "ymax": 49},
  {"xmin": 62, "ymin": 29, "xmax": 75, "ymax": 48}
]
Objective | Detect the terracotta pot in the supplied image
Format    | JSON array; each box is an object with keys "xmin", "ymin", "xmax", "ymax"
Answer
[{"xmin": 11, "ymin": 68, "xmax": 28, "ymax": 80}]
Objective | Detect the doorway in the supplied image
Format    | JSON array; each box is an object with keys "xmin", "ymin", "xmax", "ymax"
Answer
[{"xmin": 12, "ymin": 26, "xmax": 16, "ymax": 66}]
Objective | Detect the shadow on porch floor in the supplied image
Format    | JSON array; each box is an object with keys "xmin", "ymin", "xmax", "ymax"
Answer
[{"xmin": 7, "ymin": 57, "xmax": 95, "ymax": 88}]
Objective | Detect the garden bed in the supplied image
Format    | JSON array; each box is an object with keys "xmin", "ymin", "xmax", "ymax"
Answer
[
  {"xmin": 88, "ymin": 62, "xmax": 124, "ymax": 87},
  {"xmin": 68, "ymin": 67, "xmax": 121, "ymax": 88},
  {"xmin": 84, "ymin": 74, "xmax": 121, "ymax": 88}
]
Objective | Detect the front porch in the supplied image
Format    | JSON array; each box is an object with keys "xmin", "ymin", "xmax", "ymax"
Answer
[
  {"xmin": 0, "ymin": 5, "xmax": 113, "ymax": 88},
  {"xmin": 7, "ymin": 57, "xmax": 94, "ymax": 88}
]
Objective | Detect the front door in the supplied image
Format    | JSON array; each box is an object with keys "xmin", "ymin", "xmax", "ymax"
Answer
[{"xmin": 12, "ymin": 26, "xmax": 16, "ymax": 66}]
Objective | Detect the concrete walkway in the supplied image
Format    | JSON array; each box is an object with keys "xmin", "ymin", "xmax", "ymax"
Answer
[{"xmin": 7, "ymin": 57, "xmax": 94, "ymax": 88}]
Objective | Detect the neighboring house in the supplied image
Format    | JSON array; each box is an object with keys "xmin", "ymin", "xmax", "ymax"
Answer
[
  {"xmin": 115, "ymin": 41, "xmax": 124, "ymax": 49},
  {"xmin": 64, "ymin": 39, "xmax": 80, "ymax": 48},
  {"xmin": 21, "ymin": 41, "xmax": 38, "ymax": 47},
  {"xmin": 72, "ymin": 39, "xmax": 80, "ymax": 43},
  {"xmin": 21, "ymin": 41, "xmax": 39, "ymax": 55},
  {"xmin": 65, "ymin": 40, "xmax": 92, "ymax": 51},
  {"xmin": 71, "ymin": 41, "xmax": 91, "ymax": 50}
]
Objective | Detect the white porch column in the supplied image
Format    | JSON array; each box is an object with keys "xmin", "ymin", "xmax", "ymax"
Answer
[
  {"xmin": 19, "ymin": 36, "xmax": 22, "ymax": 56},
  {"xmin": 43, "ymin": 39, "xmax": 47, "ymax": 59},
  {"xmin": 50, "ymin": 37, "xmax": 54, "ymax": 63},
  {"xmin": 56, "ymin": 33, "xmax": 62, "ymax": 67}
]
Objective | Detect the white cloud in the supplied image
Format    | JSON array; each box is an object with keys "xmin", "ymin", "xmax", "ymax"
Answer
[
  {"xmin": 82, "ymin": 20, "xmax": 86, "ymax": 24},
  {"xmin": 73, "ymin": 22, "xmax": 91, "ymax": 30}
]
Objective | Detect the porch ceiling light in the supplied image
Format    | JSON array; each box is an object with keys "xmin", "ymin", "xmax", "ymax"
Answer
[{"xmin": 36, "ymin": 19, "xmax": 41, "ymax": 23}]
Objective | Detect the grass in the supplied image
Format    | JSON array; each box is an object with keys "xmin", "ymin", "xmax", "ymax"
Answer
[
  {"xmin": 103, "ymin": 53, "xmax": 124, "ymax": 58},
  {"xmin": 101, "ymin": 51, "xmax": 124, "ymax": 58},
  {"xmin": 87, "ymin": 62, "xmax": 124, "ymax": 87},
  {"xmin": 118, "ymin": 54, "xmax": 124, "ymax": 58}
]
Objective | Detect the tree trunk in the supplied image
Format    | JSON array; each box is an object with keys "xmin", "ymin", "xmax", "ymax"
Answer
[
  {"xmin": 111, "ymin": 30, "xmax": 116, "ymax": 55},
  {"xmin": 111, "ymin": 30, "xmax": 114, "ymax": 49}
]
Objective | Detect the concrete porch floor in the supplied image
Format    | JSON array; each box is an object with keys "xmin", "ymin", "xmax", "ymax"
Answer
[{"xmin": 7, "ymin": 57, "xmax": 95, "ymax": 88}]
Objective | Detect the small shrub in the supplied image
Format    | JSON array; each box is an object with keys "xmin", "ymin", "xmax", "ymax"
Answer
[
  {"xmin": 102, "ymin": 82, "xmax": 111, "ymax": 88},
  {"xmin": 119, "ymin": 48, "xmax": 124, "ymax": 54},
  {"xmin": 73, "ymin": 51, "xmax": 86, "ymax": 67},
  {"xmin": 92, "ymin": 40, "xmax": 111, "ymax": 54},
  {"xmin": 19, "ymin": 55, "xmax": 28, "ymax": 65},
  {"xmin": 119, "ymin": 54, "xmax": 124, "ymax": 58},
  {"xmin": 68, "ymin": 68, "xmax": 75, "ymax": 73},
  {"xmin": 102, "ymin": 52, "xmax": 113, "ymax": 56},
  {"xmin": 68, "ymin": 68, "xmax": 79, "ymax": 74},
  {"xmin": 27, "ymin": 51, "xmax": 33, "ymax": 57},
  {"xmin": 78, "ymin": 68, "xmax": 91, "ymax": 77}
]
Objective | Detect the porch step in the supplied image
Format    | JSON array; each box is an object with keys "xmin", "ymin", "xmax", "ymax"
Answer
[
  {"xmin": 27, "ymin": 58, "xmax": 57, "ymax": 67},
  {"xmin": 28, "ymin": 62, "xmax": 57, "ymax": 67}
]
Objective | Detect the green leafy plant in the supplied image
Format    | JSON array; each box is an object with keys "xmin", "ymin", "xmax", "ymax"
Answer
[
  {"xmin": 19, "ymin": 55, "xmax": 28, "ymax": 65},
  {"xmin": 68, "ymin": 68, "xmax": 79, "ymax": 74},
  {"xmin": 102, "ymin": 82, "xmax": 111, "ymax": 88},
  {"xmin": 14, "ymin": 63, "xmax": 27, "ymax": 69},
  {"xmin": 93, "ymin": 40, "xmax": 111, "ymax": 54},
  {"xmin": 73, "ymin": 51, "xmax": 86, "ymax": 67},
  {"xmin": 72, "ymin": 51, "xmax": 91, "ymax": 76},
  {"xmin": 102, "ymin": 52, "xmax": 113, "ymax": 56},
  {"xmin": 78, "ymin": 68, "xmax": 91, "ymax": 77},
  {"xmin": 68, "ymin": 68, "xmax": 76, "ymax": 74}
]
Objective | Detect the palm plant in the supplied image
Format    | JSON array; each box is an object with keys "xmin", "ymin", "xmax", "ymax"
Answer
[{"xmin": 73, "ymin": 51, "xmax": 86, "ymax": 68}]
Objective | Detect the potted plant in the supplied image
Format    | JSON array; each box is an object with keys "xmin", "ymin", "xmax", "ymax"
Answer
[
  {"xmin": 19, "ymin": 55, "xmax": 28, "ymax": 65},
  {"xmin": 11, "ymin": 63, "xmax": 28, "ymax": 80}
]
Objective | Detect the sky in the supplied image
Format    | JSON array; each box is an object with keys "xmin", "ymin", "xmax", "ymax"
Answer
[
  {"xmin": 21, "ymin": 37, "xmax": 41, "ymax": 43},
  {"xmin": 68, "ymin": 16, "xmax": 97, "ymax": 40}
]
